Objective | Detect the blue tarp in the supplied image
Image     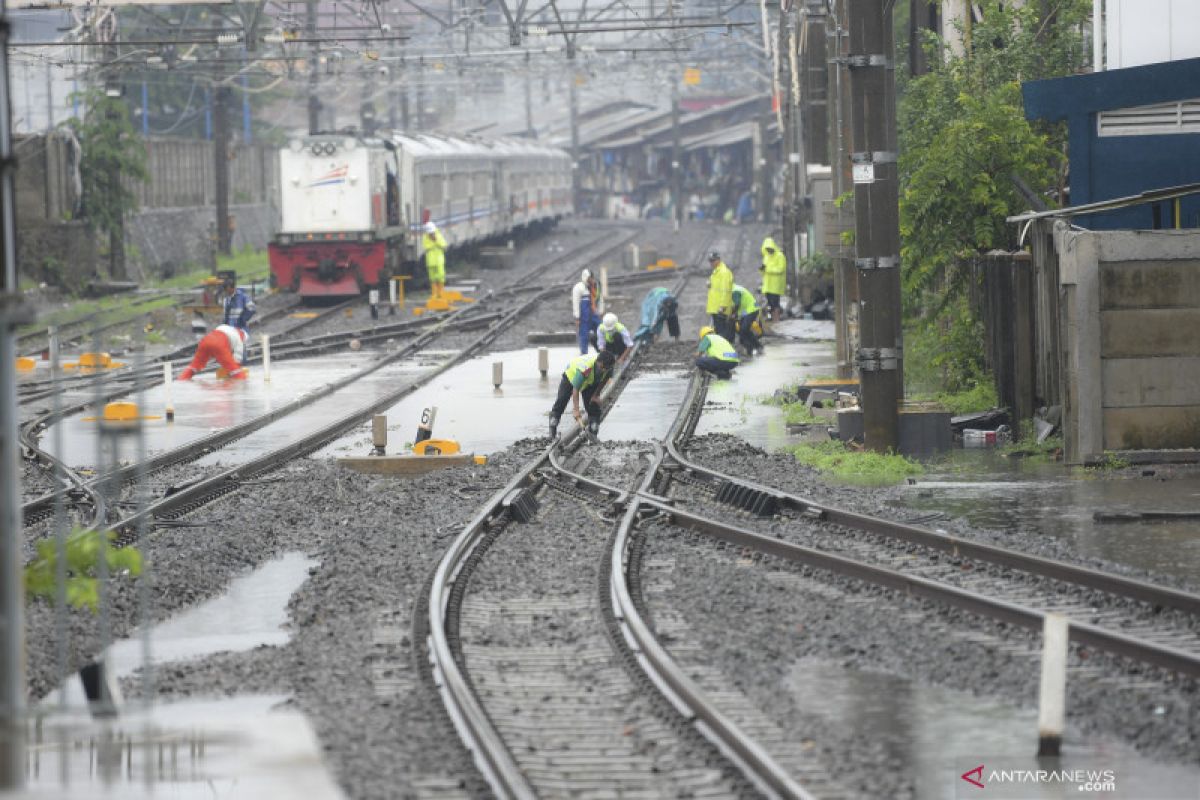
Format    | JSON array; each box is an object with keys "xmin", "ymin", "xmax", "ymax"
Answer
[{"xmin": 635, "ymin": 287, "xmax": 678, "ymax": 342}]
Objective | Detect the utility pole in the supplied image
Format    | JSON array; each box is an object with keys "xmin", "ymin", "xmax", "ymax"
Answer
[
  {"xmin": 670, "ymin": 79, "xmax": 682, "ymax": 229},
  {"xmin": 361, "ymin": 62, "xmax": 378, "ymax": 135},
  {"xmin": 214, "ymin": 85, "xmax": 232, "ymax": 257},
  {"xmin": 524, "ymin": 68, "xmax": 534, "ymax": 137},
  {"xmin": 569, "ymin": 72, "xmax": 579, "ymax": 212},
  {"xmin": 0, "ymin": 0, "xmax": 29, "ymax": 788},
  {"xmin": 828, "ymin": 0, "xmax": 857, "ymax": 380},
  {"xmin": 306, "ymin": 0, "xmax": 320, "ymax": 133},
  {"xmin": 847, "ymin": 0, "xmax": 901, "ymax": 451}
]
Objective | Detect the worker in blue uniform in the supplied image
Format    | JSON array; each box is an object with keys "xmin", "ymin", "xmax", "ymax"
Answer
[
  {"xmin": 571, "ymin": 269, "xmax": 602, "ymax": 354},
  {"xmin": 548, "ymin": 350, "xmax": 616, "ymax": 438},
  {"xmin": 222, "ymin": 276, "xmax": 256, "ymax": 332}
]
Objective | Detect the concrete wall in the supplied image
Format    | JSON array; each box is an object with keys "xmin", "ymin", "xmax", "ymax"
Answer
[
  {"xmin": 1055, "ymin": 223, "xmax": 1200, "ymax": 461},
  {"xmin": 15, "ymin": 133, "xmax": 279, "ymax": 283}
]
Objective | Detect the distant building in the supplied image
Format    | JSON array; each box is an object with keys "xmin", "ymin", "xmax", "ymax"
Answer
[{"xmin": 1022, "ymin": 57, "xmax": 1200, "ymax": 230}]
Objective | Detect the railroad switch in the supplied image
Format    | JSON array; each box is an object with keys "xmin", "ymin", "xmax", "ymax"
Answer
[{"xmin": 501, "ymin": 486, "xmax": 539, "ymax": 524}]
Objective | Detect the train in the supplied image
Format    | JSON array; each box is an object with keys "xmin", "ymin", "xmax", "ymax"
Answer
[{"xmin": 268, "ymin": 132, "xmax": 574, "ymax": 299}]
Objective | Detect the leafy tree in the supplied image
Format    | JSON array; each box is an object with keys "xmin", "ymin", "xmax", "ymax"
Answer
[
  {"xmin": 898, "ymin": 1, "xmax": 1090, "ymax": 390},
  {"xmin": 64, "ymin": 88, "xmax": 150, "ymax": 281},
  {"xmin": 24, "ymin": 527, "xmax": 143, "ymax": 611}
]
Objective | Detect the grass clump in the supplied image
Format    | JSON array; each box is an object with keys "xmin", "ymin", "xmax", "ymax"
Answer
[
  {"xmin": 151, "ymin": 247, "xmax": 270, "ymax": 291},
  {"xmin": 782, "ymin": 402, "xmax": 821, "ymax": 426},
  {"xmin": 789, "ymin": 440, "xmax": 924, "ymax": 486}
]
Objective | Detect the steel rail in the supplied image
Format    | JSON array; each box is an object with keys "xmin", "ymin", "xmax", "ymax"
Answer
[
  {"xmin": 661, "ymin": 371, "xmax": 1200, "ymax": 678},
  {"xmin": 609, "ymin": 475, "xmax": 814, "ymax": 800},
  {"xmin": 425, "ymin": 241, "xmax": 807, "ymax": 797},
  {"xmin": 662, "ymin": 381, "xmax": 1200, "ymax": 617},
  {"xmin": 19, "ymin": 223, "xmax": 648, "ymax": 525},
  {"xmin": 20, "ymin": 301, "xmax": 488, "ymax": 529}
]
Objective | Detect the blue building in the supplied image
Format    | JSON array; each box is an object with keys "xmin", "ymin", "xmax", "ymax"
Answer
[{"xmin": 1022, "ymin": 57, "xmax": 1200, "ymax": 230}]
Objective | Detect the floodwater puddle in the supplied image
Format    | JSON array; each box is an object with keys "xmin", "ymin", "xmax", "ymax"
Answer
[
  {"xmin": 316, "ymin": 344, "xmax": 580, "ymax": 457},
  {"xmin": 42, "ymin": 350, "xmax": 424, "ymax": 469},
  {"xmin": 898, "ymin": 451, "xmax": 1200, "ymax": 584},
  {"xmin": 52, "ymin": 552, "xmax": 316, "ymax": 709},
  {"xmin": 786, "ymin": 658, "xmax": 1200, "ymax": 799},
  {"xmin": 25, "ymin": 553, "xmax": 333, "ymax": 797},
  {"xmin": 694, "ymin": 318, "xmax": 837, "ymax": 451}
]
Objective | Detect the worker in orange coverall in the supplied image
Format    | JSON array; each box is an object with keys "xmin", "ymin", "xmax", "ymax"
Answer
[{"xmin": 178, "ymin": 324, "xmax": 248, "ymax": 381}]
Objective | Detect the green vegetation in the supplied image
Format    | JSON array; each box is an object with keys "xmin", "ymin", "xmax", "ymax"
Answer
[
  {"xmin": 64, "ymin": 88, "xmax": 149, "ymax": 280},
  {"xmin": 908, "ymin": 381, "xmax": 999, "ymax": 415},
  {"xmin": 17, "ymin": 294, "xmax": 178, "ymax": 338},
  {"xmin": 789, "ymin": 440, "xmax": 924, "ymax": 486},
  {"xmin": 1086, "ymin": 452, "xmax": 1131, "ymax": 471},
  {"xmin": 782, "ymin": 402, "xmax": 821, "ymax": 426},
  {"xmin": 24, "ymin": 527, "xmax": 143, "ymax": 611},
  {"xmin": 149, "ymin": 247, "xmax": 270, "ymax": 291},
  {"xmin": 898, "ymin": 2, "xmax": 1090, "ymax": 391}
]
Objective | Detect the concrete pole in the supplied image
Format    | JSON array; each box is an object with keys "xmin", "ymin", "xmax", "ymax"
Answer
[
  {"xmin": 671, "ymin": 79, "xmax": 682, "ymax": 230},
  {"xmin": 524, "ymin": 68, "xmax": 534, "ymax": 137},
  {"xmin": 828, "ymin": 2, "xmax": 856, "ymax": 380},
  {"xmin": 569, "ymin": 74, "xmax": 580, "ymax": 212},
  {"xmin": 0, "ymin": 1, "xmax": 27, "ymax": 787},
  {"xmin": 214, "ymin": 86, "xmax": 232, "ymax": 257},
  {"xmin": 847, "ymin": 0, "xmax": 901, "ymax": 452},
  {"xmin": 306, "ymin": 0, "xmax": 320, "ymax": 134}
]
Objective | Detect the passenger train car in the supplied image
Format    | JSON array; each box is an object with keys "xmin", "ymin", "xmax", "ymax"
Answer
[{"xmin": 269, "ymin": 132, "xmax": 573, "ymax": 298}]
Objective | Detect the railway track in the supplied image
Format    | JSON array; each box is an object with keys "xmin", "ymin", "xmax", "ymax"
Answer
[
  {"xmin": 427, "ymin": 245, "xmax": 1200, "ymax": 796},
  {"xmin": 18, "ymin": 224, "xmax": 643, "ymax": 525},
  {"xmin": 421, "ymin": 233, "xmax": 820, "ymax": 799},
  {"xmin": 21, "ymin": 223, "xmax": 681, "ymax": 548},
  {"xmin": 653, "ymin": 373, "xmax": 1200, "ymax": 679}
]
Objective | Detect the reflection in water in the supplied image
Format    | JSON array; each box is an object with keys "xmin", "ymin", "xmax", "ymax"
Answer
[
  {"xmin": 26, "ymin": 695, "xmax": 345, "ymax": 799},
  {"xmin": 786, "ymin": 658, "xmax": 1199, "ymax": 799},
  {"xmin": 898, "ymin": 451, "xmax": 1200, "ymax": 583}
]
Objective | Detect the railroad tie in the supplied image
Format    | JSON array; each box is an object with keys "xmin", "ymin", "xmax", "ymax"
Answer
[
  {"xmin": 714, "ymin": 480, "xmax": 777, "ymax": 517},
  {"xmin": 501, "ymin": 486, "xmax": 539, "ymax": 524}
]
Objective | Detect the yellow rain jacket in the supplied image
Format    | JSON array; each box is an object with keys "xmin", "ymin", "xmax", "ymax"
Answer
[
  {"xmin": 761, "ymin": 238, "xmax": 787, "ymax": 296},
  {"xmin": 423, "ymin": 228, "xmax": 447, "ymax": 283},
  {"xmin": 706, "ymin": 261, "xmax": 733, "ymax": 315}
]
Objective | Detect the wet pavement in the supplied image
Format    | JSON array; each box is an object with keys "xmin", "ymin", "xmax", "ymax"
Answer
[
  {"xmin": 897, "ymin": 452, "xmax": 1200, "ymax": 584},
  {"xmin": 785, "ymin": 657, "xmax": 1200, "ymax": 799}
]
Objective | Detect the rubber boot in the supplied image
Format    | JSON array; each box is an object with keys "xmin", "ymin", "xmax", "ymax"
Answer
[{"xmin": 548, "ymin": 416, "xmax": 559, "ymax": 438}]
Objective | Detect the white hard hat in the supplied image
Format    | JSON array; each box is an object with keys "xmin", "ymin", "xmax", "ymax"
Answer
[
  {"xmin": 423, "ymin": 221, "xmax": 437, "ymax": 234},
  {"xmin": 601, "ymin": 313, "xmax": 618, "ymax": 330},
  {"xmin": 581, "ymin": 268, "xmax": 592, "ymax": 282}
]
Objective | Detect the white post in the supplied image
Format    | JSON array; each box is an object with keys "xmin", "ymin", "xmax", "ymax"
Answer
[
  {"xmin": 1037, "ymin": 613, "xmax": 1069, "ymax": 757},
  {"xmin": 1093, "ymin": 0, "xmax": 1103, "ymax": 71},
  {"xmin": 600, "ymin": 266, "xmax": 609, "ymax": 306},
  {"xmin": 537, "ymin": 347, "xmax": 549, "ymax": 379},
  {"xmin": 492, "ymin": 361, "xmax": 503, "ymax": 389},
  {"xmin": 389, "ymin": 276, "xmax": 397, "ymax": 308},
  {"xmin": 47, "ymin": 325, "xmax": 57, "ymax": 366},
  {"xmin": 632, "ymin": 244, "xmax": 640, "ymax": 270},
  {"xmin": 261, "ymin": 334, "xmax": 271, "ymax": 383},
  {"xmin": 162, "ymin": 362, "xmax": 174, "ymax": 421}
]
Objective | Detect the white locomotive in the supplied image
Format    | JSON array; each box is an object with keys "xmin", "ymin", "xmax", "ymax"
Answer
[{"xmin": 269, "ymin": 132, "xmax": 573, "ymax": 298}]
